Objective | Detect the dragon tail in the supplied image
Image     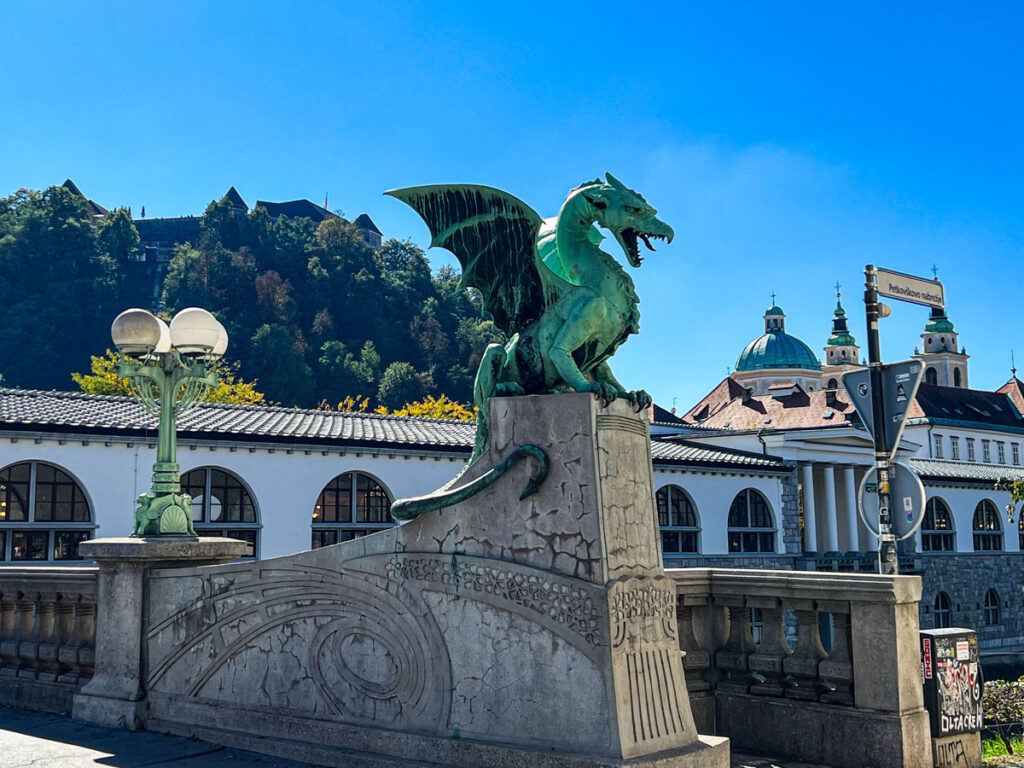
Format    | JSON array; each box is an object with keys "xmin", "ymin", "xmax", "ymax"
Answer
[{"xmin": 390, "ymin": 444, "xmax": 549, "ymax": 521}]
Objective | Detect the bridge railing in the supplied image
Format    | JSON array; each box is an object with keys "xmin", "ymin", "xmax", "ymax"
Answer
[
  {"xmin": 0, "ymin": 567, "xmax": 98, "ymax": 713},
  {"xmin": 669, "ymin": 567, "xmax": 932, "ymax": 768}
]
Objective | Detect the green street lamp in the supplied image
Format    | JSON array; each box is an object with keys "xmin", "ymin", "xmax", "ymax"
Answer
[{"xmin": 111, "ymin": 307, "xmax": 227, "ymax": 537}]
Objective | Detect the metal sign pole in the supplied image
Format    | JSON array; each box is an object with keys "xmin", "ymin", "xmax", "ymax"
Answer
[{"xmin": 864, "ymin": 264, "xmax": 898, "ymax": 575}]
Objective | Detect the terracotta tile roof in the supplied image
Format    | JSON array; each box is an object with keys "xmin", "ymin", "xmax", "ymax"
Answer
[
  {"xmin": 996, "ymin": 377, "xmax": 1024, "ymax": 417},
  {"xmin": 683, "ymin": 377, "xmax": 1024, "ymax": 435},
  {"xmin": 681, "ymin": 377, "xmax": 749, "ymax": 423},
  {"xmin": 682, "ymin": 382, "xmax": 857, "ymax": 431}
]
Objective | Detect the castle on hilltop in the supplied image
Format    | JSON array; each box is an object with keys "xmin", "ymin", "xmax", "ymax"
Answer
[{"xmin": 61, "ymin": 179, "xmax": 383, "ymax": 308}]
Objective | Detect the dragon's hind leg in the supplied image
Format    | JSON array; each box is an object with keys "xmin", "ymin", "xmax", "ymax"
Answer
[{"xmin": 470, "ymin": 343, "xmax": 506, "ymax": 462}]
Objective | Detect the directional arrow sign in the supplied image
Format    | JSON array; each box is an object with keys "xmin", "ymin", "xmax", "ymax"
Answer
[
  {"xmin": 876, "ymin": 267, "xmax": 945, "ymax": 309},
  {"xmin": 858, "ymin": 460, "xmax": 927, "ymax": 540},
  {"xmin": 842, "ymin": 359, "xmax": 925, "ymax": 456}
]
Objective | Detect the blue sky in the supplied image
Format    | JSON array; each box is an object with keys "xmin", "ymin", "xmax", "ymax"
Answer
[{"xmin": 3, "ymin": 2, "xmax": 1023, "ymax": 409}]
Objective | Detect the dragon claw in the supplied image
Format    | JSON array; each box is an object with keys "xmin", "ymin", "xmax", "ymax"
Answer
[
  {"xmin": 627, "ymin": 389, "xmax": 652, "ymax": 413},
  {"xmin": 585, "ymin": 381, "xmax": 618, "ymax": 407}
]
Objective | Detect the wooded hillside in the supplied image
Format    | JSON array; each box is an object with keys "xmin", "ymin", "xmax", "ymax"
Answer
[{"xmin": 0, "ymin": 186, "xmax": 498, "ymax": 408}]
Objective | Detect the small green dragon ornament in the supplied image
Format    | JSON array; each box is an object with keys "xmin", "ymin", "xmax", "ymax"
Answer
[{"xmin": 387, "ymin": 174, "xmax": 673, "ymax": 519}]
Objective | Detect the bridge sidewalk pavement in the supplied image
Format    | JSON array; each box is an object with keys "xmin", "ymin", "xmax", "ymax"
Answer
[{"xmin": 0, "ymin": 705, "xmax": 851, "ymax": 768}]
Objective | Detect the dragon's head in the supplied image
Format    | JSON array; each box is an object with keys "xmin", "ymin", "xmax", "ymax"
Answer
[{"xmin": 575, "ymin": 173, "xmax": 674, "ymax": 268}]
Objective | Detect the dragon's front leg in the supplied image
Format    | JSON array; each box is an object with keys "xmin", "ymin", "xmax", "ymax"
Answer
[{"xmin": 549, "ymin": 298, "xmax": 618, "ymax": 405}]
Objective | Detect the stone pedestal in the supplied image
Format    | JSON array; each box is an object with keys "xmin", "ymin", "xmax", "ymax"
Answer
[
  {"xmin": 72, "ymin": 537, "xmax": 249, "ymax": 730},
  {"xmin": 135, "ymin": 395, "xmax": 727, "ymax": 767}
]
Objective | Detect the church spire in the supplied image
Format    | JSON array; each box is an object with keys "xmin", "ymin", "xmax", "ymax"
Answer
[
  {"xmin": 822, "ymin": 284, "xmax": 862, "ymax": 383},
  {"xmin": 827, "ymin": 285, "xmax": 856, "ymax": 348}
]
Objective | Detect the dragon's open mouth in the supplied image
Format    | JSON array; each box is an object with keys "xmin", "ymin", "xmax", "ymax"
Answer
[{"xmin": 619, "ymin": 228, "xmax": 670, "ymax": 268}]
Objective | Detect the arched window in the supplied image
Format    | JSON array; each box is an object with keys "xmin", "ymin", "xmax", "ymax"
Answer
[
  {"xmin": 925, "ymin": 367, "xmax": 938, "ymax": 385},
  {"xmin": 312, "ymin": 472, "xmax": 394, "ymax": 549},
  {"xmin": 953, "ymin": 368, "xmax": 962, "ymax": 387},
  {"xmin": 972, "ymin": 500, "xmax": 1002, "ymax": 551},
  {"xmin": 984, "ymin": 589, "xmax": 1001, "ymax": 625},
  {"xmin": 656, "ymin": 485, "xmax": 699, "ymax": 554},
  {"xmin": 921, "ymin": 497, "xmax": 955, "ymax": 552},
  {"xmin": 934, "ymin": 592, "xmax": 952, "ymax": 628},
  {"xmin": 728, "ymin": 489, "xmax": 775, "ymax": 553},
  {"xmin": 826, "ymin": 378, "xmax": 839, "ymax": 390},
  {"xmin": 0, "ymin": 461, "xmax": 95, "ymax": 561},
  {"xmin": 180, "ymin": 467, "xmax": 260, "ymax": 557}
]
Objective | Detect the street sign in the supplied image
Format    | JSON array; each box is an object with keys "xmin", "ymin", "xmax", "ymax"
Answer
[
  {"xmin": 841, "ymin": 359, "xmax": 924, "ymax": 456},
  {"xmin": 876, "ymin": 267, "xmax": 945, "ymax": 309},
  {"xmin": 857, "ymin": 461, "xmax": 927, "ymax": 540}
]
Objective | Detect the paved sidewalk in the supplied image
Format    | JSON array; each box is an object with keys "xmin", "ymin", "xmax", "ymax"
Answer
[
  {"xmin": 0, "ymin": 707, "xmax": 318, "ymax": 767},
  {"xmin": 0, "ymin": 706, "xmax": 835, "ymax": 768}
]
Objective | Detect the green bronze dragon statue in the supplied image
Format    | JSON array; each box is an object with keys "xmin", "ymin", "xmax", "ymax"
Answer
[{"xmin": 386, "ymin": 173, "xmax": 673, "ymax": 520}]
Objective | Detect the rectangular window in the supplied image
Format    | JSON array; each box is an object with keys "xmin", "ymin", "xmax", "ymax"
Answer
[
  {"xmin": 661, "ymin": 530, "xmax": 698, "ymax": 554},
  {"xmin": 1014, "ymin": 444, "xmax": 1021, "ymax": 465},
  {"xmin": 53, "ymin": 531, "xmax": 90, "ymax": 561},
  {"xmin": 934, "ymin": 435, "xmax": 943, "ymax": 459},
  {"xmin": 12, "ymin": 530, "xmax": 48, "ymax": 561},
  {"xmin": 998, "ymin": 442, "xmax": 1006, "ymax": 464},
  {"xmin": 951, "ymin": 437, "xmax": 960, "ymax": 460},
  {"xmin": 922, "ymin": 533, "xmax": 955, "ymax": 552},
  {"xmin": 982, "ymin": 440, "xmax": 991, "ymax": 463},
  {"xmin": 967, "ymin": 439, "xmax": 976, "ymax": 461}
]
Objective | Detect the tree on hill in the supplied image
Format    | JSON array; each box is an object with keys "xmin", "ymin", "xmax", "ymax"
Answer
[
  {"xmin": 0, "ymin": 186, "xmax": 118, "ymax": 390},
  {"xmin": 71, "ymin": 350, "xmax": 269, "ymax": 406},
  {"xmin": 377, "ymin": 362, "xmax": 427, "ymax": 410}
]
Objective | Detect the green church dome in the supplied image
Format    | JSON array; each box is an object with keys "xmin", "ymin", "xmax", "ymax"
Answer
[
  {"xmin": 764, "ymin": 305, "xmax": 786, "ymax": 317},
  {"xmin": 736, "ymin": 332, "xmax": 822, "ymax": 372}
]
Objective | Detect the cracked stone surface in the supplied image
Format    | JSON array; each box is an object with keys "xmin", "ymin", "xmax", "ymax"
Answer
[{"xmin": 135, "ymin": 394, "xmax": 715, "ymax": 766}]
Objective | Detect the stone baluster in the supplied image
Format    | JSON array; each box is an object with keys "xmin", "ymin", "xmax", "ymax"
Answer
[
  {"xmin": 1, "ymin": 594, "xmax": 35, "ymax": 678},
  {"xmin": 18, "ymin": 591, "xmax": 57, "ymax": 680},
  {"xmin": 0, "ymin": 593, "xmax": 16, "ymax": 674},
  {"xmin": 676, "ymin": 596, "xmax": 711, "ymax": 693},
  {"xmin": 782, "ymin": 598, "xmax": 826, "ymax": 700},
  {"xmin": 35, "ymin": 592, "xmax": 64, "ymax": 682},
  {"xmin": 817, "ymin": 600, "xmax": 854, "ymax": 705},
  {"xmin": 714, "ymin": 595, "xmax": 755, "ymax": 693},
  {"xmin": 59, "ymin": 597, "xmax": 96, "ymax": 685},
  {"xmin": 41, "ymin": 594, "xmax": 75, "ymax": 683},
  {"xmin": 747, "ymin": 597, "xmax": 791, "ymax": 697}
]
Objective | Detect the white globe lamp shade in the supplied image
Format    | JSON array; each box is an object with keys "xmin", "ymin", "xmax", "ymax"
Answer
[
  {"xmin": 211, "ymin": 320, "xmax": 229, "ymax": 358},
  {"xmin": 169, "ymin": 307, "xmax": 221, "ymax": 356},
  {"xmin": 111, "ymin": 309, "xmax": 161, "ymax": 356},
  {"xmin": 154, "ymin": 318, "xmax": 172, "ymax": 354}
]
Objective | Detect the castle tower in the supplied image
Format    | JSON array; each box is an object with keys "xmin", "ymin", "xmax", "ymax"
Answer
[
  {"xmin": 913, "ymin": 306, "xmax": 969, "ymax": 387},
  {"xmin": 821, "ymin": 291, "xmax": 863, "ymax": 390}
]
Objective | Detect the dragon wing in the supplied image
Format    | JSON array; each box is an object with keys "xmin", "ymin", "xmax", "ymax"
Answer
[{"xmin": 385, "ymin": 184, "xmax": 546, "ymax": 335}]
